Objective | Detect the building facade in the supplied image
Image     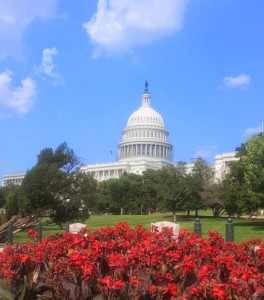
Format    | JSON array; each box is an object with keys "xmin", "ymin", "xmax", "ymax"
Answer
[
  {"xmin": 2, "ymin": 173, "xmax": 25, "ymax": 187},
  {"xmin": 214, "ymin": 152, "xmax": 238, "ymax": 182},
  {"xmin": 80, "ymin": 82, "xmax": 173, "ymax": 180},
  {"xmin": 1, "ymin": 83, "xmax": 238, "ymax": 186}
]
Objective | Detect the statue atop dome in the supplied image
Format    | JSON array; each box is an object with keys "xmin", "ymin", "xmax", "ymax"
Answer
[{"xmin": 144, "ymin": 81, "xmax": 149, "ymax": 93}]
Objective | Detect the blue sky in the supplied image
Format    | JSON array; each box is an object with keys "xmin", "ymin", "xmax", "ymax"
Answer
[{"xmin": 1, "ymin": 0, "xmax": 264, "ymax": 182}]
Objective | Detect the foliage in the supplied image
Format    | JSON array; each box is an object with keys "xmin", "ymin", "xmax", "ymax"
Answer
[
  {"xmin": 221, "ymin": 133, "xmax": 264, "ymax": 216},
  {"xmin": 99, "ymin": 173, "xmax": 142, "ymax": 215},
  {"xmin": 156, "ymin": 166, "xmax": 187, "ymax": 220},
  {"xmin": 0, "ymin": 188, "xmax": 5, "ymax": 208},
  {"xmin": 1, "ymin": 185, "xmax": 22, "ymax": 219},
  {"xmin": 1, "ymin": 223, "xmax": 264, "ymax": 299},
  {"xmin": 185, "ymin": 159, "xmax": 213, "ymax": 216},
  {"xmin": 201, "ymin": 182, "xmax": 225, "ymax": 218},
  {"xmin": 97, "ymin": 161, "xmax": 215, "ymax": 218},
  {"xmin": 20, "ymin": 142, "xmax": 98, "ymax": 225},
  {"xmin": 141, "ymin": 169, "xmax": 160, "ymax": 214},
  {"xmin": 242, "ymin": 133, "xmax": 264, "ymax": 197}
]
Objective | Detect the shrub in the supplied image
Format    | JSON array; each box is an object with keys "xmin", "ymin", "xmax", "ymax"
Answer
[{"xmin": 0, "ymin": 222, "xmax": 264, "ymax": 299}]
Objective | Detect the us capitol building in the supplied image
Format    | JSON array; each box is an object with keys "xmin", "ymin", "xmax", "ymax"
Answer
[{"xmin": 2, "ymin": 82, "xmax": 237, "ymax": 186}]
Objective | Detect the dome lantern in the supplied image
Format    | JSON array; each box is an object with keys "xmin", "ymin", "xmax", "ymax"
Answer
[{"xmin": 142, "ymin": 81, "xmax": 151, "ymax": 107}]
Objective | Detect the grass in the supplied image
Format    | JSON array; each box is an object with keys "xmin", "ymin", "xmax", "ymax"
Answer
[{"xmin": 12, "ymin": 212, "xmax": 264, "ymax": 244}]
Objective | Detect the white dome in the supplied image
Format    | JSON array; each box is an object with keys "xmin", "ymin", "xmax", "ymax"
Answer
[
  {"xmin": 118, "ymin": 82, "xmax": 173, "ymax": 163},
  {"xmin": 127, "ymin": 105, "xmax": 164, "ymax": 127}
]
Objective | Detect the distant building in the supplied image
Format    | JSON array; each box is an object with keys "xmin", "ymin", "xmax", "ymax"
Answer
[
  {"xmin": 1, "ymin": 83, "xmax": 239, "ymax": 186},
  {"xmin": 80, "ymin": 82, "xmax": 173, "ymax": 180},
  {"xmin": 184, "ymin": 157, "xmax": 216, "ymax": 178},
  {"xmin": 214, "ymin": 152, "xmax": 239, "ymax": 182},
  {"xmin": 2, "ymin": 173, "xmax": 25, "ymax": 187}
]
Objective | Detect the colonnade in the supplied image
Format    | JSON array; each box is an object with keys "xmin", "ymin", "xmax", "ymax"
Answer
[
  {"xmin": 89, "ymin": 169, "xmax": 124, "ymax": 181},
  {"xmin": 118, "ymin": 143, "xmax": 172, "ymax": 161}
]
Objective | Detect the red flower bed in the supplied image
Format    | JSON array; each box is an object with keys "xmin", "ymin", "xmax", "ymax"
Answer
[{"xmin": 1, "ymin": 222, "xmax": 264, "ymax": 299}]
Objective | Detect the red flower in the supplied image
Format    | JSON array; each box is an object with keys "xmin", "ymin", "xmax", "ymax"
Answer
[
  {"xmin": 212, "ymin": 285, "xmax": 227, "ymax": 300},
  {"xmin": 0, "ymin": 222, "xmax": 263, "ymax": 299},
  {"xmin": 112, "ymin": 280, "xmax": 124, "ymax": 290},
  {"xmin": 190, "ymin": 287, "xmax": 199, "ymax": 297},
  {"xmin": 27, "ymin": 229, "xmax": 39, "ymax": 240},
  {"xmin": 163, "ymin": 283, "xmax": 178, "ymax": 297},
  {"xmin": 108, "ymin": 253, "xmax": 128, "ymax": 269},
  {"xmin": 165, "ymin": 273, "xmax": 173, "ymax": 280},
  {"xmin": 20, "ymin": 254, "xmax": 30, "ymax": 263},
  {"xmin": 101, "ymin": 276, "xmax": 112, "ymax": 288}
]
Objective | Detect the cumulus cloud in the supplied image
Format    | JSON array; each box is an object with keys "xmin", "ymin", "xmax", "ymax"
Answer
[
  {"xmin": 83, "ymin": 0, "xmax": 187, "ymax": 57},
  {"xmin": 194, "ymin": 150, "xmax": 212, "ymax": 158},
  {"xmin": 0, "ymin": 0, "xmax": 59, "ymax": 59},
  {"xmin": 35, "ymin": 47, "xmax": 63, "ymax": 86},
  {"xmin": 244, "ymin": 125, "xmax": 263, "ymax": 137},
  {"xmin": 0, "ymin": 70, "xmax": 36, "ymax": 116},
  {"xmin": 223, "ymin": 73, "xmax": 251, "ymax": 88},
  {"xmin": 194, "ymin": 143, "xmax": 217, "ymax": 160}
]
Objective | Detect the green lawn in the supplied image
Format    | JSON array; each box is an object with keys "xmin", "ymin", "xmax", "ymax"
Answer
[{"xmin": 13, "ymin": 212, "xmax": 264, "ymax": 244}]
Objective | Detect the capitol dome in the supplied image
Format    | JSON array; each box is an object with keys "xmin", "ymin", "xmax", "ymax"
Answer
[
  {"xmin": 118, "ymin": 82, "xmax": 173, "ymax": 163},
  {"xmin": 127, "ymin": 101, "xmax": 164, "ymax": 127}
]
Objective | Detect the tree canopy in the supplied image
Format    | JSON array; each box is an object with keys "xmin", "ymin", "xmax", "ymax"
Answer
[
  {"xmin": 20, "ymin": 142, "xmax": 98, "ymax": 225},
  {"xmin": 221, "ymin": 132, "xmax": 264, "ymax": 216}
]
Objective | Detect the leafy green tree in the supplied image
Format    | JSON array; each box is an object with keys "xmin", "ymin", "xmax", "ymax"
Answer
[
  {"xmin": 20, "ymin": 143, "xmax": 97, "ymax": 225},
  {"xmin": 0, "ymin": 187, "xmax": 5, "ymax": 208},
  {"xmin": 1, "ymin": 185, "xmax": 22, "ymax": 219},
  {"xmin": 242, "ymin": 133, "xmax": 264, "ymax": 200},
  {"xmin": 100, "ymin": 173, "xmax": 141, "ymax": 215},
  {"xmin": 183, "ymin": 174, "xmax": 205, "ymax": 217},
  {"xmin": 190, "ymin": 158, "xmax": 212, "ymax": 216},
  {"xmin": 5, "ymin": 191, "xmax": 19, "ymax": 219},
  {"xmin": 219, "ymin": 133, "xmax": 264, "ymax": 216},
  {"xmin": 221, "ymin": 181, "xmax": 253, "ymax": 216},
  {"xmin": 220, "ymin": 137, "xmax": 262, "ymax": 216},
  {"xmin": 97, "ymin": 180, "xmax": 113, "ymax": 214},
  {"xmin": 201, "ymin": 182, "xmax": 225, "ymax": 217},
  {"xmin": 157, "ymin": 166, "xmax": 186, "ymax": 222},
  {"xmin": 141, "ymin": 169, "xmax": 160, "ymax": 214}
]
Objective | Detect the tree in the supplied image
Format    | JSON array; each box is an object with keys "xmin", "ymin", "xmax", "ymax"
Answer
[
  {"xmin": 0, "ymin": 187, "xmax": 5, "ymax": 208},
  {"xmin": 190, "ymin": 158, "xmax": 212, "ymax": 216},
  {"xmin": 201, "ymin": 182, "xmax": 225, "ymax": 217},
  {"xmin": 100, "ymin": 173, "xmax": 141, "ymax": 215},
  {"xmin": 219, "ymin": 133, "xmax": 264, "ymax": 216},
  {"xmin": 183, "ymin": 174, "xmax": 205, "ymax": 217},
  {"xmin": 1, "ymin": 184, "xmax": 22, "ymax": 219},
  {"xmin": 242, "ymin": 133, "xmax": 264, "ymax": 199},
  {"xmin": 141, "ymin": 169, "xmax": 160, "ymax": 214},
  {"xmin": 20, "ymin": 142, "xmax": 97, "ymax": 225},
  {"xmin": 157, "ymin": 166, "xmax": 186, "ymax": 222}
]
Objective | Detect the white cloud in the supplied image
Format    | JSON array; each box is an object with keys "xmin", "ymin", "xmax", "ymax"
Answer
[
  {"xmin": 244, "ymin": 126, "xmax": 263, "ymax": 137},
  {"xmin": 194, "ymin": 150, "xmax": 212, "ymax": 158},
  {"xmin": 223, "ymin": 73, "xmax": 251, "ymax": 88},
  {"xmin": 0, "ymin": 0, "xmax": 59, "ymax": 59},
  {"xmin": 194, "ymin": 143, "xmax": 217, "ymax": 160},
  {"xmin": 84, "ymin": 0, "xmax": 187, "ymax": 57},
  {"xmin": 35, "ymin": 47, "xmax": 63, "ymax": 86},
  {"xmin": 0, "ymin": 70, "xmax": 36, "ymax": 116}
]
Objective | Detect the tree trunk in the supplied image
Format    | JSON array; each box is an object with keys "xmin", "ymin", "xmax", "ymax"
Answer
[
  {"xmin": 173, "ymin": 212, "xmax": 176, "ymax": 223},
  {"xmin": 120, "ymin": 207, "xmax": 123, "ymax": 215}
]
